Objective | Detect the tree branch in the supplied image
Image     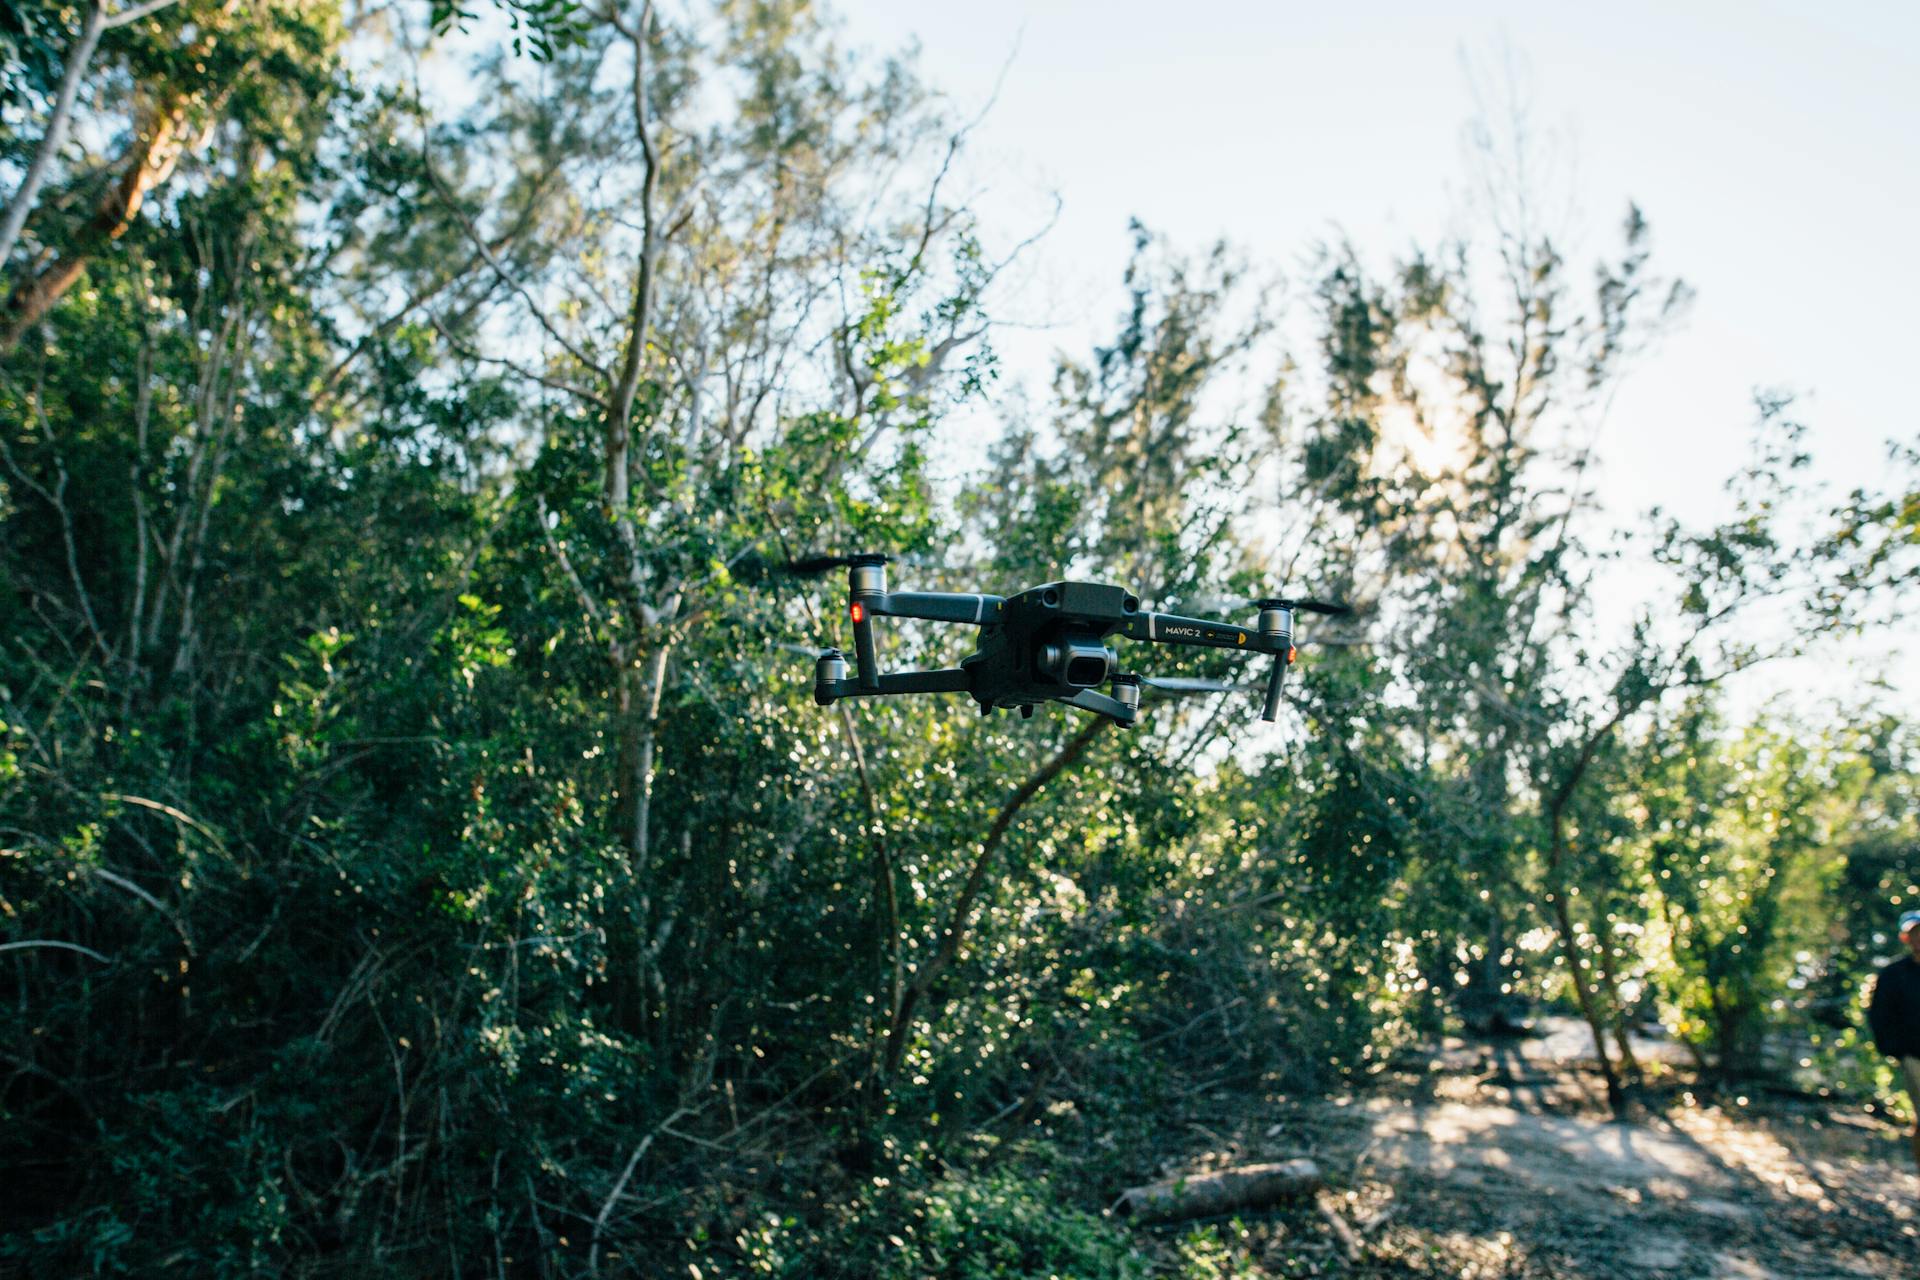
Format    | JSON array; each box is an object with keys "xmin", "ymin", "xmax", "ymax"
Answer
[
  {"xmin": 103, "ymin": 0, "xmax": 183, "ymax": 29},
  {"xmin": 0, "ymin": 2, "xmax": 107, "ymax": 273},
  {"xmin": 884, "ymin": 719, "xmax": 1109, "ymax": 1074},
  {"xmin": 0, "ymin": 939, "xmax": 110, "ymax": 962}
]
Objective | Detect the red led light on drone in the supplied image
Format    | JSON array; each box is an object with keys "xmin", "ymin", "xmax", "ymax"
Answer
[{"xmin": 850, "ymin": 602, "xmax": 866, "ymax": 624}]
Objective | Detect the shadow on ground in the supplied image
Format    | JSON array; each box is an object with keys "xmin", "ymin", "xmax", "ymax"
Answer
[{"xmin": 1133, "ymin": 1019, "xmax": 1917, "ymax": 1278}]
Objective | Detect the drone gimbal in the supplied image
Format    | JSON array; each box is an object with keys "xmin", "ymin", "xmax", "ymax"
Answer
[{"xmin": 807, "ymin": 555, "xmax": 1348, "ymax": 728}]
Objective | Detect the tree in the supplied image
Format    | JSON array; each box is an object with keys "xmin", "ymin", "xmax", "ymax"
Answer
[
  {"xmin": 0, "ymin": 1, "xmax": 184, "ymax": 272},
  {"xmin": 1, "ymin": 1, "xmax": 340, "ymax": 353},
  {"xmin": 1273, "ymin": 180, "xmax": 1897, "ymax": 1109}
]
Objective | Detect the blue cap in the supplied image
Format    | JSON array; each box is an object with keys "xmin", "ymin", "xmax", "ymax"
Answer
[{"xmin": 1901, "ymin": 910, "xmax": 1920, "ymax": 936}]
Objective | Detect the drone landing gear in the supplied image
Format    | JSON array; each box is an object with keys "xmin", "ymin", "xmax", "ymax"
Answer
[{"xmin": 1059, "ymin": 685, "xmax": 1138, "ymax": 724}]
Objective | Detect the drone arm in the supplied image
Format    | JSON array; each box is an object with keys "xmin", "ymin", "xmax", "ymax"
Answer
[
  {"xmin": 846, "ymin": 556, "xmax": 1001, "ymax": 690},
  {"xmin": 849, "ymin": 593, "xmax": 1002, "ymax": 690},
  {"xmin": 1120, "ymin": 605, "xmax": 1303, "ymax": 722},
  {"xmin": 1116, "ymin": 611, "xmax": 1277, "ymax": 653},
  {"xmin": 872, "ymin": 591, "xmax": 1006, "ymax": 626},
  {"xmin": 815, "ymin": 666, "xmax": 973, "ymax": 705}
]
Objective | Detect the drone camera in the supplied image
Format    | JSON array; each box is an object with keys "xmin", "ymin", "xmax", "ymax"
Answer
[{"xmin": 1039, "ymin": 638, "xmax": 1115, "ymax": 688}]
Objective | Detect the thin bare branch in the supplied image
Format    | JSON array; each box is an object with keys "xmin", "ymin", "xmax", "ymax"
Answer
[
  {"xmin": 417, "ymin": 148, "xmax": 606, "ymax": 381},
  {"xmin": 428, "ymin": 313, "xmax": 610, "ymax": 410},
  {"xmin": 884, "ymin": 719, "xmax": 1109, "ymax": 1075},
  {"xmin": 0, "ymin": 939, "xmax": 110, "ymax": 962}
]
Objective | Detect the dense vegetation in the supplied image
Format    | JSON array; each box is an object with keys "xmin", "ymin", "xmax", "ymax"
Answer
[{"xmin": 2, "ymin": 3, "xmax": 1916, "ymax": 1275}]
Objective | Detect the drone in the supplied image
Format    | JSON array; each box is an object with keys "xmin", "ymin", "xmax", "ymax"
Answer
[{"xmin": 792, "ymin": 554, "xmax": 1350, "ymax": 728}]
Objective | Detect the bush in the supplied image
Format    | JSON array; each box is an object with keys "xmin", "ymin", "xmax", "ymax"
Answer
[{"xmin": 871, "ymin": 1167, "xmax": 1149, "ymax": 1280}]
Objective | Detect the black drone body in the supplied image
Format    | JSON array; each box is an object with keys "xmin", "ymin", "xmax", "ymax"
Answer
[{"xmin": 806, "ymin": 555, "xmax": 1347, "ymax": 728}]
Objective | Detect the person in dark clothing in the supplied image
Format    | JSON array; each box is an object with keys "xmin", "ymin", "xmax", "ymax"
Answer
[{"xmin": 1867, "ymin": 909, "xmax": 1920, "ymax": 1171}]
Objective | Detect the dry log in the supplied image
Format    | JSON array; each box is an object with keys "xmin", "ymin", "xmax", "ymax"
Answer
[{"xmin": 1116, "ymin": 1159, "xmax": 1323, "ymax": 1224}]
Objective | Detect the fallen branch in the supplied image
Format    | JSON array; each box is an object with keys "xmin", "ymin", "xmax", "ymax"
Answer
[
  {"xmin": 1317, "ymin": 1192, "xmax": 1364, "ymax": 1262},
  {"xmin": 1358, "ymin": 1198, "xmax": 1396, "ymax": 1236},
  {"xmin": 1116, "ymin": 1159, "xmax": 1323, "ymax": 1225},
  {"xmin": 589, "ymin": 1104, "xmax": 689, "ymax": 1276}
]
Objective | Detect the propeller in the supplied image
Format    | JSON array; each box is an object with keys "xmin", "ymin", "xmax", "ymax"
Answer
[
  {"xmin": 780, "ymin": 552, "xmax": 892, "ymax": 578},
  {"xmin": 1157, "ymin": 592, "xmax": 1244, "ymax": 616},
  {"xmin": 773, "ymin": 641, "xmax": 841, "ymax": 659},
  {"xmin": 1253, "ymin": 596, "xmax": 1352, "ymax": 616},
  {"xmin": 725, "ymin": 550, "xmax": 892, "ymax": 584}
]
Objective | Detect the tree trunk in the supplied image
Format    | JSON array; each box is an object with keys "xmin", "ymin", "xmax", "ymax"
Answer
[
  {"xmin": 1545, "ymin": 785, "xmax": 1629, "ymax": 1116},
  {"xmin": 601, "ymin": 0, "xmax": 661, "ymax": 865},
  {"xmin": 1591, "ymin": 928, "xmax": 1644, "ymax": 1083},
  {"xmin": 1547, "ymin": 883, "xmax": 1624, "ymax": 1115},
  {"xmin": 1541, "ymin": 706, "xmax": 1640, "ymax": 1118},
  {"xmin": 1, "ymin": 93, "xmax": 194, "ymax": 351},
  {"xmin": 631, "ymin": 640, "xmax": 672, "ymax": 860},
  {"xmin": 613, "ymin": 660, "xmax": 643, "ymax": 854},
  {"xmin": 0, "ymin": 2, "xmax": 107, "ymax": 274}
]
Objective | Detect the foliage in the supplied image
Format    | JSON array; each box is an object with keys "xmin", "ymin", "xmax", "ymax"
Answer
[
  {"xmin": 866, "ymin": 1166, "xmax": 1149, "ymax": 1280},
  {"xmin": 430, "ymin": 1, "xmax": 590, "ymax": 62}
]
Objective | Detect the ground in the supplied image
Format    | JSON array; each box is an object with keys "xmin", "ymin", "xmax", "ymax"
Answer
[{"xmin": 1131, "ymin": 1021, "xmax": 1919, "ymax": 1278}]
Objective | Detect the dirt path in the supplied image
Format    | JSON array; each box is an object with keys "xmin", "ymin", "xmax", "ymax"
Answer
[
  {"xmin": 1147, "ymin": 1023, "xmax": 1919, "ymax": 1277},
  {"xmin": 1344, "ymin": 1089, "xmax": 1914, "ymax": 1277}
]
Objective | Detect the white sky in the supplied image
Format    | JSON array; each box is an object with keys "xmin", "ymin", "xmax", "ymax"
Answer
[{"xmin": 830, "ymin": 0, "xmax": 1918, "ymax": 714}]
